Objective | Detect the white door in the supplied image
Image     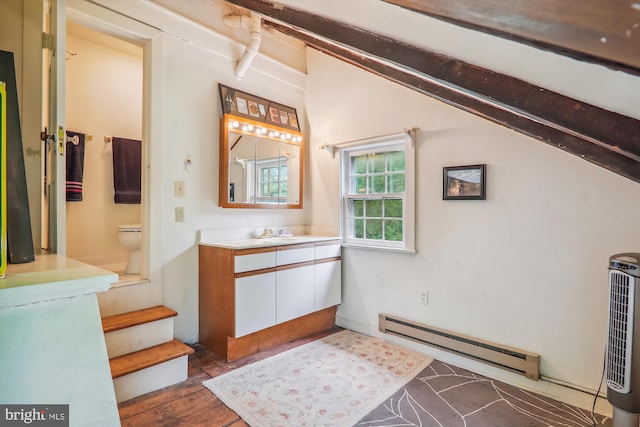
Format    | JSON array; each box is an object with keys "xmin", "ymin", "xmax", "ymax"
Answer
[{"xmin": 43, "ymin": 0, "xmax": 66, "ymax": 253}]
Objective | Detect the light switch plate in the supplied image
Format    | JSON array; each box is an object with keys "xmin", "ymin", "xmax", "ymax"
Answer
[
  {"xmin": 175, "ymin": 181, "xmax": 186, "ymax": 197},
  {"xmin": 175, "ymin": 207, "xmax": 184, "ymax": 222}
]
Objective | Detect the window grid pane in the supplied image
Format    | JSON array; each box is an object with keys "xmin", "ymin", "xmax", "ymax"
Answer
[
  {"xmin": 346, "ymin": 197, "xmax": 404, "ymax": 243},
  {"xmin": 384, "ymin": 219, "xmax": 403, "ymax": 241},
  {"xmin": 348, "ymin": 152, "xmax": 405, "ymax": 196},
  {"xmin": 258, "ymin": 163, "xmax": 288, "ymax": 202},
  {"xmin": 368, "ymin": 153, "xmax": 385, "ymax": 173},
  {"xmin": 345, "ymin": 147, "xmax": 406, "ymax": 245}
]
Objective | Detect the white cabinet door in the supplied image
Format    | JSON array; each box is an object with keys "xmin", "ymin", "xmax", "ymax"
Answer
[
  {"xmin": 315, "ymin": 260, "xmax": 342, "ymax": 310},
  {"xmin": 276, "ymin": 265, "xmax": 315, "ymax": 323},
  {"xmin": 235, "ymin": 272, "xmax": 276, "ymax": 337}
]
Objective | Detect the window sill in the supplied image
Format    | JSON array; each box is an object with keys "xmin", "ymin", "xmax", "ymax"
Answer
[{"xmin": 341, "ymin": 242, "xmax": 416, "ymax": 254}]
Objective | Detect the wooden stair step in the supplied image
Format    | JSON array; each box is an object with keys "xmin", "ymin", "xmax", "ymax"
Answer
[
  {"xmin": 110, "ymin": 339, "xmax": 194, "ymax": 379},
  {"xmin": 102, "ymin": 305, "xmax": 177, "ymax": 333}
]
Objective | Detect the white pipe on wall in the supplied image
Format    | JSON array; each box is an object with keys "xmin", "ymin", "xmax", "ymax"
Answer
[{"xmin": 223, "ymin": 12, "xmax": 262, "ymax": 79}]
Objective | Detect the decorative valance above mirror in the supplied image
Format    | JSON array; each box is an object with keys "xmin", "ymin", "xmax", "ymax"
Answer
[{"xmin": 218, "ymin": 85, "xmax": 303, "ymax": 209}]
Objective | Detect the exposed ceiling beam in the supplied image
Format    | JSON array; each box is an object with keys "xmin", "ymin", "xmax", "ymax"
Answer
[
  {"xmin": 226, "ymin": 0, "xmax": 640, "ymax": 183},
  {"xmin": 384, "ymin": 0, "xmax": 640, "ymax": 76}
]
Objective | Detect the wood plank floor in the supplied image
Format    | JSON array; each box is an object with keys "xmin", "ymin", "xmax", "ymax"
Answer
[
  {"xmin": 118, "ymin": 327, "xmax": 342, "ymax": 426},
  {"xmin": 119, "ymin": 327, "xmax": 607, "ymax": 426}
]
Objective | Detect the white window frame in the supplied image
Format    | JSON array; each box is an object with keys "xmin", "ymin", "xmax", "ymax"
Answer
[
  {"xmin": 245, "ymin": 157, "xmax": 288, "ymax": 204},
  {"xmin": 255, "ymin": 157, "xmax": 288, "ymax": 204},
  {"xmin": 340, "ymin": 132, "xmax": 415, "ymax": 253}
]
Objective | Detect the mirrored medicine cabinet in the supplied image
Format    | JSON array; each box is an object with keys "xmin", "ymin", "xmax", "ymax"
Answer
[{"xmin": 219, "ymin": 114, "xmax": 304, "ymax": 209}]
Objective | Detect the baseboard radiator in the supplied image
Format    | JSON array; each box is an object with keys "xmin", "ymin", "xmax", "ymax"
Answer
[{"xmin": 379, "ymin": 313, "xmax": 540, "ymax": 380}]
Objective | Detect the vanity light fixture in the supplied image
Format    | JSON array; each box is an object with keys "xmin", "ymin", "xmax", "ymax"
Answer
[{"xmin": 222, "ymin": 115, "xmax": 304, "ymax": 145}]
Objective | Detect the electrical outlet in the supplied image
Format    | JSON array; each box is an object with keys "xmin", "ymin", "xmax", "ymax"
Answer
[
  {"xmin": 175, "ymin": 207, "xmax": 185, "ymax": 222},
  {"xmin": 419, "ymin": 291, "xmax": 428, "ymax": 305},
  {"xmin": 175, "ymin": 181, "xmax": 186, "ymax": 197}
]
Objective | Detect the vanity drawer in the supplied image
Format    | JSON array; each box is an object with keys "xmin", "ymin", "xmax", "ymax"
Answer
[
  {"xmin": 315, "ymin": 241, "xmax": 341, "ymax": 260},
  {"xmin": 276, "ymin": 244, "xmax": 315, "ymax": 266},
  {"xmin": 234, "ymin": 249, "xmax": 276, "ymax": 273}
]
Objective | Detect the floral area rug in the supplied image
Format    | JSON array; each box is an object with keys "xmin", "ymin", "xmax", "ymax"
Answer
[
  {"xmin": 356, "ymin": 360, "xmax": 612, "ymax": 427},
  {"xmin": 202, "ymin": 330, "xmax": 432, "ymax": 427}
]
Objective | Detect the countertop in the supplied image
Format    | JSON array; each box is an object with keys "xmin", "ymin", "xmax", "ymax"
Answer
[
  {"xmin": 199, "ymin": 235, "xmax": 341, "ymax": 250},
  {"xmin": 0, "ymin": 255, "xmax": 118, "ymax": 309}
]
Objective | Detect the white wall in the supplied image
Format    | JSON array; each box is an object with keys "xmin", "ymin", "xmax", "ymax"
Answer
[
  {"xmin": 305, "ymin": 48, "xmax": 640, "ymax": 407},
  {"xmin": 157, "ymin": 32, "xmax": 307, "ymax": 342},
  {"xmin": 65, "ymin": 26, "xmax": 142, "ymax": 261}
]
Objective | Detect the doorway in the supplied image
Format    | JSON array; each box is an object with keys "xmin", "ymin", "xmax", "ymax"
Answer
[{"xmin": 64, "ymin": 22, "xmax": 144, "ymax": 284}]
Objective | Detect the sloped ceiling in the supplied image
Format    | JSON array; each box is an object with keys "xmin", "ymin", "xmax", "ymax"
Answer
[
  {"xmin": 154, "ymin": 0, "xmax": 640, "ymax": 182},
  {"xmin": 149, "ymin": 0, "xmax": 306, "ymax": 72},
  {"xmin": 384, "ymin": 0, "xmax": 640, "ymax": 75}
]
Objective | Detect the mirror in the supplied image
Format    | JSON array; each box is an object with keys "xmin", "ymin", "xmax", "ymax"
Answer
[{"xmin": 219, "ymin": 114, "xmax": 303, "ymax": 208}]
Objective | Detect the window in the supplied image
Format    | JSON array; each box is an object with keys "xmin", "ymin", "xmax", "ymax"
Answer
[
  {"xmin": 256, "ymin": 159, "xmax": 287, "ymax": 203},
  {"xmin": 341, "ymin": 133, "xmax": 415, "ymax": 252}
]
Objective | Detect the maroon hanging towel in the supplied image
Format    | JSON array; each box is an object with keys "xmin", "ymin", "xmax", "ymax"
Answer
[{"xmin": 112, "ymin": 137, "xmax": 141, "ymax": 204}]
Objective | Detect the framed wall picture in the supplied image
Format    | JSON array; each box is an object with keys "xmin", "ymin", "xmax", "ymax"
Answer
[
  {"xmin": 218, "ymin": 84, "xmax": 300, "ymax": 132},
  {"xmin": 443, "ymin": 164, "xmax": 486, "ymax": 200}
]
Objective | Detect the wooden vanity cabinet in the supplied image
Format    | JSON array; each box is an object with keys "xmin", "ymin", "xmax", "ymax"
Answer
[{"xmin": 199, "ymin": 239, "xmax": 341, "ymax": 361}]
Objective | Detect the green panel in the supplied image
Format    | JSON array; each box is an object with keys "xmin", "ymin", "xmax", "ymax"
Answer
[
  {"xmin": 384, "ymin": 199, "xmax": 403, "ymax": 218},
  {"xmin": 369, "ymin": 175, "xmax": 385, "ymax": 193},
  {"xmin": 365, "ymin": 219, "xmax": 382, "ymax": 239},
  {"xmin": 368, "ymin": 153, "xmax": 385, "ymax": 173},
  {"xmin": 365, "ymin": 199, "xmax": 382, "ymax": 217},
  {"xmin": 352, "ymin": 176, "xmax": 366, "ymax": 193},
  {"xmin": 388, "ymin": 173, "xmax": 405, "ymax": 192},
  {"xmin": 386, "ymin": 150, "xmax": 405, "ymax": 171},
  {"xmin": 353, "ymin": 155, "xmax": 367, "ymax": 174},
  {"xmin": 354, "ymin": 219, "xmax": 364, "ymax": 238},
  {"xmin": 384, "ymin": 220, "xmax": 403, "ymax": 241},
  {"xmin": 352, "ymin": 199, "xmax": 364, "ymax": 217}
]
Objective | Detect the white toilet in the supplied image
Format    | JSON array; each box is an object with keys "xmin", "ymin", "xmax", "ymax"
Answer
[{"xmin": 117, "ymin": 224, "xmax": 142, "ymax": 274}]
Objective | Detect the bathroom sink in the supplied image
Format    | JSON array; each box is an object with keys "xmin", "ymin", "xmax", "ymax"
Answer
[
  {"xmin": 241, "ymin": 236, "xmax": 322, "ymax": 247},
  {"xmin": 259, "ymin": 236, "xmax": 299, "ymax": 242},
  {"xmin": 199, "ymin": 235, "xmax": 340, "ymax": 250}
]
